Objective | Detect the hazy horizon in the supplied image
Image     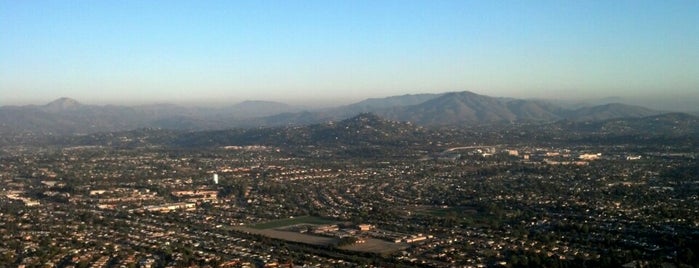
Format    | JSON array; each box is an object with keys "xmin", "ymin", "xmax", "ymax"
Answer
[
  {"xmin": 3, "ymin": 90, "xmax": 699, "ymax": 113},
  {"xmin": 2, "ymin": 1, "xmax": 698, "ymax": 108}
]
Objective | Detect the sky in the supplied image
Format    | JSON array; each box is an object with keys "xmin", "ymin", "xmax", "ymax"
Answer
[{"xmin": 1, "ymin": 0, "xmax": 698, "ymax": 106}]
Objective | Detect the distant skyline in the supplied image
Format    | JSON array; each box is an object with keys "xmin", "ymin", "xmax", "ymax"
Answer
[{"xmin": 1, "ymin": 1, "xmax": 698, "ymax": 106}]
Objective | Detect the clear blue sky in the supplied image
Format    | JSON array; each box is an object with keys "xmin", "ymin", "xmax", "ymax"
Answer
[{"xmin": 1, "ymin": 0, "xmax": 698, "ymax": 106}]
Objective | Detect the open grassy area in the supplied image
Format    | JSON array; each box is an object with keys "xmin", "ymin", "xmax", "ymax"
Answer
[{"xmin": 250, "ymin": 216, "xmax": 336, "ymax": 230}]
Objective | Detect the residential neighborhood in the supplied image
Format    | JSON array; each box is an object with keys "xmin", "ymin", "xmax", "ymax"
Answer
[{"xmin": 1, "ymin": 124, "xmax": 697, "ymax": 267}]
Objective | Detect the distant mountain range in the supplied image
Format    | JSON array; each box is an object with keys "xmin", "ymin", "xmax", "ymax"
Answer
[
  {"xmin": 0, "ymin": 91, "xmax": 683, "ymax": 135},
  {"xmin": 554, "ymin": 112, "xmax": 699, "ymax": 137}
]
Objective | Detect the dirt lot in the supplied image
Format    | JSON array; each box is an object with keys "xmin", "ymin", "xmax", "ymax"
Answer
[
  {"xmin": 234, "ymin": 226, "xmax": 339, "ymax": 246},
  {"xmin": 339, "ymin": 238, "xmax": 408, "ymax": 254},
  {"xmin": 249, "ymin": 216, "xmax": 335, "ymax": 229},
  {"xmin": 235, "ymin": 216, "xmax": 407, "ymax": 254}
]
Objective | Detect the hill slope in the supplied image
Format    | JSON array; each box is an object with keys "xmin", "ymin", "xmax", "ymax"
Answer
[{"xmin": 173, "ymin": 113, "xmax": 426, "ymax": 148}]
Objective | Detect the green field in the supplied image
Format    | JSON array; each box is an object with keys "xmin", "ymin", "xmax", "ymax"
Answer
[{"xmin": 250, "ymin": 216, "xmax": 336, "ymax": 229}]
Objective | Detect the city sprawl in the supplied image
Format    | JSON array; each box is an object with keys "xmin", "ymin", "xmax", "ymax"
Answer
[{"xmin": 1, "ymin": 114, "xmax": 698, "ymax": 267}]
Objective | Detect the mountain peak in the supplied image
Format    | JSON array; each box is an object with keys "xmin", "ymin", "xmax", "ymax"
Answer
[
  {"xmin": 444, "ymin": 90, "xmax": 479, "ymax": 96},
  {"xmin": 44, "ymin": 97, "xmax": 82, "ymax": 111}
]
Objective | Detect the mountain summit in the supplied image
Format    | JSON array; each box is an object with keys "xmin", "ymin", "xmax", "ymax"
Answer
[
  {"xmin": 385, "ymin": 91, "xmax": 561, "ymax": 125},
  {"xmin": 42, "ymin": 97, "xmax": 83, "ymax": 112}
]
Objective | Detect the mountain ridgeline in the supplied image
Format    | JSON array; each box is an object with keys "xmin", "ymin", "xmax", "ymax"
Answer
[{"xmin": 0, "ymin": 91, "xmax": 691, "ymax": 135}]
